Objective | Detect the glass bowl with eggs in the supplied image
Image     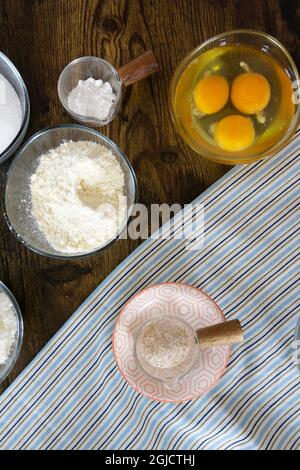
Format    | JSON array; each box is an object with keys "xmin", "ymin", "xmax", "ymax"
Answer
[{"xmin": 169, "ymin": 30, "xmax": 300, "ymax": 164}]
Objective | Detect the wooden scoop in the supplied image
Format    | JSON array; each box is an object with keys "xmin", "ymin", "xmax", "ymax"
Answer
[
  {"xmin": 196, "ymin": 319, "xmax": 244, "ymax": 349},
  {"xmin": 118, "ymin": 50, "xmax": 159, "ymax": 86}
]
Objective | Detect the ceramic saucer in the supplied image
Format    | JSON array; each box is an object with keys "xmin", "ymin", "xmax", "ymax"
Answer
[{"xmin": 113, "ymin": 282, "xmax": 230, "ymax": 403}]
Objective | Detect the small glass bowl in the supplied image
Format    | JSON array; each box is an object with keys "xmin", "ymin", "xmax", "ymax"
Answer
[
  {"xmin": 58, "ymin": 57, "xmax": 123, "ymax": 127},
  {"xmin": 169, "ymin": 30, "xmax": 300, "ymax": 164},
  {"xmin": 0, "ymin": 52, "xmax": 30, "ymax": 164},
  {"xmin": 4, "ymin": 124, "xmax": 138, "ymax": 259},
  {"xmin": 0, "ymin": 281, "xmax": 23, "ymax": 386},
  {"xmin": 135, "ymin": 315, "xmax": 199, "ymax": 388}
]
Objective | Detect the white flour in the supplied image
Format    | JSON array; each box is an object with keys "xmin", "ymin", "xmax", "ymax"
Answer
[
  {"xmin": 30, "ymin": 140, "xmax": 126, "ymax": 254},
  {"xmin": 0, "ymin": 74, "xmax": 22, "ymax": 153},
  {"xmin": 0, "ymin": 291, "xmax": 17, "ymax": 365},
  {"xmin": 68, "ymin": 78, "xmax": 116, "ymax": 121}
]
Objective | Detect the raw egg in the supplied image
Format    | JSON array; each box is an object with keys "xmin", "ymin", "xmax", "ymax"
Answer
[
  {"xmin": 231, "ymin": 72, "xmax": 271, "ymax": 114},
  {"xmin": 214, "ymin": 115, "xmax": 255, "ymax": 151},
  {"xmin": 193, "ymin": 75, "xmax": 229, "ymax": 114}
]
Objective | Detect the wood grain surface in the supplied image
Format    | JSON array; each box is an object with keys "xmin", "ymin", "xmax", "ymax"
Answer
[{"xmin": 0, "ymin": 0, "xmax": 299, "ymax": 392}]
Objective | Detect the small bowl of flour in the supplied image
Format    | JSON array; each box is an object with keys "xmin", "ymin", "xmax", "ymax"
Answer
[
  {"xmin": 0, "ymin": 52, "xmax": 30, "ymax": 164},
  {"xmin": 4, "ymin": 125, "xmax": 137, "ymax": 259},
  {"xmin": 58, "ymin": 56, "xmax": 122, "ymax": 127},
  {"xmin": 0, "ymin": 282, "xmax": 23, "ymax": 385},
  {"xmin": 58, "ymin": 51, "xmax": 159, "ymax": 127}
]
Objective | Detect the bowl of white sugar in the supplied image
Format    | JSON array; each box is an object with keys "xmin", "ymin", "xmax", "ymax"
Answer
[
  {"xmin": 0, "ymin": 52, "xmax": 30, "ymax": 164},
  {"xmin": 4, "ymin": 124, "xmax": 137, "ymax": 259},
  {"xmin": 0, "ymin": 281, "xmax": 23, "ymax": 385}
]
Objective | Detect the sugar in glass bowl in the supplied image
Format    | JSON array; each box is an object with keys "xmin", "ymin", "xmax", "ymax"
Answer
[
  {"xmin": 169, "ymin": 30, "xmax": 300, "ymax": 164},
  {"xmin": 4, "ymin": 125, "xmax": 138, "ymax": 259},
  {"xmin": 0, "ymin": 52, "xmax": 30, "ymax": 164},
  {"xmin": 0, "ymin": 281, "xmax": 23, "ymax": 385}
]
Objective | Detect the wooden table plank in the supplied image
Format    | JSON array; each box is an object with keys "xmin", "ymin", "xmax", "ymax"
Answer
[{"xmin": 0, "ymin": 0, "xmax": 299, "ymax": 392}]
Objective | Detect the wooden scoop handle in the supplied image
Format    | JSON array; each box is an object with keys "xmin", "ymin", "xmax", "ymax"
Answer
[
  {"xmin": 196, "ymin": 320, "xmax": 244, "ymax": 349},
  {"xmin": 118, "ymin": 50, "xmax": 159, "ymax": 86}
]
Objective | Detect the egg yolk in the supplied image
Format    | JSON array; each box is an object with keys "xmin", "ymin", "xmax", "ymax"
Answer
[
  {"xmin": 231, "ymin": 72, "xmax": 271, "ymax": 114},
  {"xmin": 214, "ymin": 115, "xmax": 255, "ymax": 152},
  {"xmin": 193, "ymin": 75, "xmax": 229, "ymax": 114}
]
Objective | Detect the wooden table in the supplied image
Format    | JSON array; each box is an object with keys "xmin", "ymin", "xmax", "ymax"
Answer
[{"xmin": 0, "ymin": 0, "xmax": 299, "ymax": 393}]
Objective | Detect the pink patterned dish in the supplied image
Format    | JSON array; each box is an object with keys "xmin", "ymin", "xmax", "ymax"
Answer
[{"xmin": 113, "ymin": 282, "xmax": 231, "ymax": 403}]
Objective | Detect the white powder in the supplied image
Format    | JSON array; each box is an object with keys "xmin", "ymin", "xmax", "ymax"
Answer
[
  {"xmin": 30, "ymin": 140, "xmax": 126, "ymax": 254},
  {"xmin": 137, "ymin": 318, "xmax": 193, "ymax": 369},
  {"xmin": 68, "ymin": 78, "xmax": 116, "ymax": 121},
  {"xmin": 0, "ymin": 292, "xmax": 17, "ymax": 365},
  {"xmin": 0, "ymin": 74, "xmax": 22, "ymax": 153}
]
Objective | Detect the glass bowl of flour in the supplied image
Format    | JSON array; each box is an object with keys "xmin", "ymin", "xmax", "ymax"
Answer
[
  {"xmin": 4, "ymin": 125, "xmax": 138, "ymax": 259},
  {"xmin": 0, "ymin": 52, "xmax": 30, "ymax": 164},
  {"xmin": 0, "ymin": 281, "xmax": 23, "ymax": 385}
]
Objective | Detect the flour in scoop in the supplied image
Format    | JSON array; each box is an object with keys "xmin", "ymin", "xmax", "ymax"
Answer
[
  {"xmin": 68, "ymin": 78, "xmax": 116, "ymax": 121},
  {"xmin": 0, "ymin": 74, "xmax": 22, "ymax": 153},
  {"xmin": 30, "ymin": 140, "xmax": 126, "ymax": 254},
  {"xmin": 0, "ymin": 292, "xmax": 17, "ymax": 365}
]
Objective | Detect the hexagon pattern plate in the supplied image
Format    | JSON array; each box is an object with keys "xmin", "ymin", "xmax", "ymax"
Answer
[{"xmin": 113, "ymin": 283, "xmax": 230, "ymax": 402}]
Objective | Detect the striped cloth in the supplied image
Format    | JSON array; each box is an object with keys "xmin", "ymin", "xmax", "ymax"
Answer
[{"xmin": 0, "ymin": 132, "xmax": 299, "ymax": 450}]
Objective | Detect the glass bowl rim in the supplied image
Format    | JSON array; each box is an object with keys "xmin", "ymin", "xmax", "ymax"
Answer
[
  {"xmin": 0, "ymin": 281, "xmax": 24, "ymax": 386},
  {"xmin": 57, "ymin": 56, "xmax": 123, "ymax": 126},
  {"xmin": 169, "ymin": 29, "xmax": 300, "ymax": 164},
  {"xmin": 0, "ymin": 51, "xmax": 30, "ymax": 163},
  {"xmin": 4, "ymin": 124, "xmax": 138, "ymax": 260}
]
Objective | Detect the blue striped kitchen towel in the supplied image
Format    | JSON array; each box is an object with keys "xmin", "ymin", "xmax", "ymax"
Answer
[{"xmin": 0, "ymin": 131, "xmax": 299, "ymax": 450}]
